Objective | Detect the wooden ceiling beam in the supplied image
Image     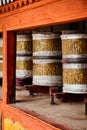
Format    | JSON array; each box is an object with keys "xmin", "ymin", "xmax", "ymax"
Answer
[{"xmin": 0, "ymin": 0, "xmax": 87, "ymax": 32}]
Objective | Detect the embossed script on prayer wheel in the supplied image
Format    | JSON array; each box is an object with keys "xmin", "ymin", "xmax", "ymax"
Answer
[
  {"xmin": 16, "ymin": 32, "xmax": 32, "ymax": 56},
  {"xmin": 33, "ymin": 59, "xmax": 62, "ymax": 86},
  {"xmin": 61, "ymin": 34, "xmax": 87, "ymax": 59},
  {"xmin": 63, "ymin": 63, "xmax": 87, "ymax": 93},
  {"xmin": 16, "ymin": 56, "xmax": 32, "ymax": 78},
  {"xmin": 32, "ymin": 32, "xmax": 61, "ymax": 57}
]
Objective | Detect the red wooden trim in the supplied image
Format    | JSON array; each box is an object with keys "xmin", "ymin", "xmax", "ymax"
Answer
[
  {"xmin": 0, "ymin": 0, "xmax": 87, "ymax": 32},
  {"xmin": 2, "ymin": 29, "xmax": 16, "ymax": 104},
  {"xmin": 2, "ymin": 27, "xmax": 7, "ymax": 103},
  {"xmin": 0, "ymin": 100, "xmax": 2, "ymax": 112},
  {"xmin": 3, "ymin": 104, "xmax": 71, "ymax": 130}
]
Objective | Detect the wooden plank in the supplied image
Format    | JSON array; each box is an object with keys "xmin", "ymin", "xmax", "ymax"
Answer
[
  {"xmin": 2, "ymin": 29, "xmax": 16, "ymax": 104},
  {"xmin": 0, "ymin": 0, "xmax": 55, "ymax": 18},
  {"xmin": 0, "ymin": 100, "xmax": 2, "ymax": 112},
  {"xmin": 0, "ymin": 0, "xmax": 87, "ymax": 31},
  {"xmin": 3, "ymin": 104, "xmax": 72, "ymax": 130}
]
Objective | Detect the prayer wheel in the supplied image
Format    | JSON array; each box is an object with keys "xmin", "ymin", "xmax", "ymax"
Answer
[
  {"xmin": 63, "ymin": 63, "xmax": 87, "ymax": 93},
  {"xmin": 16, "ymin": 32, "xmax": 32, "ymax": 56},
  {"xmin": 16, "ymin": 56, "xmax": 32, "ymax": 78},
  {"xmin": 32, "ymin": 32, "xmax": 62, "ymax": 87},
  {"xmin": 61, "ymin": 32, "xmax": 87, "ymax": 60},
  {"xmin": 16, "ymin": 32, "xmax": 32, "ymax": 86},
  {"xmin": 33, "ymin": 59, "xmax": 62, "ymax": 86},
  {"xmin": 32, "ymin": 32, "xmax": 61, "ymax": 58},
  {"xmin": 61, "ymin": 30, "xmax": 87, "ymax": 93}
]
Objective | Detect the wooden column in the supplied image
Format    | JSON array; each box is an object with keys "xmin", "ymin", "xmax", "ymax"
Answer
[{"xmin": 2, "ymin": 28, "xmax": 16, "ymax": 104}]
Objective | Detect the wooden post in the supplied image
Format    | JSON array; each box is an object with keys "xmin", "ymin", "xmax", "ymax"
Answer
[{"xmin": 2, "ymin": 28, "xmax": 16, "ymax": 104}]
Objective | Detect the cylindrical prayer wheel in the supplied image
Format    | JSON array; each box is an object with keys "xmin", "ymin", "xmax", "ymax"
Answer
[
  {"xmin": 16, "ymin": 56, "xmax": 32, "ymax": 78},
  {"xmin": 16, "ymin": 32, "xmax": 32, "ymax": 56},
  {"xmin": 32, "ymin": 32, "xmax": 61, "ymax": 58},
  {"xmin": 16, "ymin": 32, "xmax": 32, "ymax": 86},
  {"xmin": 61, "ymin": 32, "xmax": 87, "ymax": 60},
  {"xmin": 33, "ymin": 59, "xmax": 62, "ymax": 86},
  {"xmin": 63, "ymin": 63, "xmax": 87, "ymax": 93}
]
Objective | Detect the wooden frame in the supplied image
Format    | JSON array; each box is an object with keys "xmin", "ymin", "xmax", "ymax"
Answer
[
  {"xmin": 0, "ymin": 100, "xmax": 2, "ymax": 113},
  {"xmin": 0, "ymin": 0, "xmax": 87, "ymax": 130},
  {"xmin": 0, "ymin": 0, "xmax": 87, "ymax": 32}
]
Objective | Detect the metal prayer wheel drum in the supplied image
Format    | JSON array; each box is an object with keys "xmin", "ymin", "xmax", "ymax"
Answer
[
  {"xmin": 16, "ymin": 32, "xmax": 32, "ymax": 56},
  {"xmin": 16, "ymin": 32, "xmax": 32, "ymax": 86},
  {"xmin": 61, "ymin": 33, "xmax": 87, "ymax": 60},
  {"xmin": 32, "ymin": 32, "xmax": 62, "ymax": 58},
  {"xmin": 16, "ymin": 56, "xmax": 32, "ymax": 78},
  {"xmin": 63, "ymin": 63, "xmax": 87, "ymax": 93},
  {"xmin": 33, "ymin": 59, "xmax": 62, "ymax": 86}
]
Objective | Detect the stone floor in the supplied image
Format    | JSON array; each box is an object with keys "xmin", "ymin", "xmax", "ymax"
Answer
[
  {"xmin": 11, "ymin": 87, "xmax": 87, "ymax": 130},
  {"xmin": 0, "ymin": 86, "xmax": 87, "ymax": 130}
]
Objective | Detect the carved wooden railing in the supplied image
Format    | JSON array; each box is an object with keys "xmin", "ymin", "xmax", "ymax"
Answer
[{"xmin": 0, "ymin": 0, "xmax": 38, "ymax": 14}]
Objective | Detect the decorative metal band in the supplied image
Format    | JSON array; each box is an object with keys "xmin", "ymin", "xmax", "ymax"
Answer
[
  {"xmin": 0, "ymin": 39, "xmax": 3, "ymax": 46},
  {"xmin": 17, "ymin": 51, "xmax": 32, "ymax": 56},
  {"xmin": 63, "ymin": 63, "xmax": 87, "ymax": 69},
  {"xmin": 61, "ymin": 34, "xmax": 87, "ymax": 39},
  {"xmin": 33, "ymin": 75, "xmax": 62, "ymax": 86},
  {"xmin": 33, "ymin": 51, "xmax": 62, "ymax": 57},
  {"xmin": 32, "ymin": 32, "xmax": 60, "ymax": 40},
  {"xmin": 33, "ymin": 59, "xmax": 61, "ymax": 64},
  {"xmin": 63, "ymin": 54, "xmax": 87, "ymax": 59},
  {"xmin": 63, "ymin": 84, "xmax": 87, "ymax": 93},
  {"xmin": 16, "ymin": 70, "xmax": 32, "ymax": 78},
  {"xmin": 16, "ymin": 56, "xmax": 32, "ymax": 60},
  {"xmin": 17, "ymin": 35, "xmax": 32, "ymax": 41},
  {"xmin": 0, "ymin": 72, "xmax": 2, "ymax": 78}
]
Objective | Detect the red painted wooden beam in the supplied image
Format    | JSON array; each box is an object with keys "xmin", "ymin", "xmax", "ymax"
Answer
[
  {"xmin": 2, "ymin": 29, "xmax": 16, "ymax": 104},
  {"xmin": 0, "ymin": 0, "xmax": 87, "ymax": 31},
  {"xmin": 0, "ymin": 100, "xmax": 2, "ymax": 112}
]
